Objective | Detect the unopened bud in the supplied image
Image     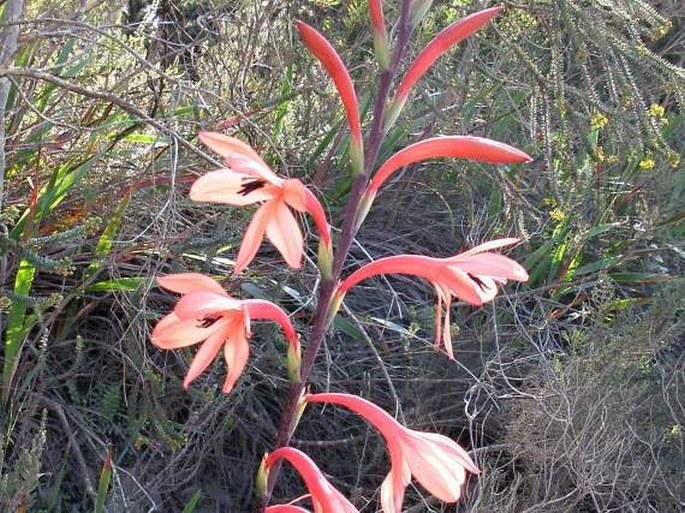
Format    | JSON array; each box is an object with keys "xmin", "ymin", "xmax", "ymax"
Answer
[
  {"xmin": 382, "ymin": 95, "xmax": 406, "ymax": 133},
  {"xmin": 355, "ymin": 191, "xmax": 376, "ymax": 230},
  {"xmin": 255, "ymin": 454, "xmax": 269, "ymax": 497},
  {"xmin": 293, "ymin": 388, "xmax": 309, "ymax": 431},
  {"xmin": 374, "ymin": 31, "xmax": 390, "ymax": 71},
  {"xmin": 350, "ymin": 137, "xmax": 365, "ymax": 175},
  {"xmin": 317, "ymin": 239, "xmax": 333, "ymax": 281},
  {"xmin": 325, "ymin": 288, "xmax": 346, "ymax": 329},
  {"xmin": 287, "ymin": 338, "xmax": 302, "ymax": 383}
]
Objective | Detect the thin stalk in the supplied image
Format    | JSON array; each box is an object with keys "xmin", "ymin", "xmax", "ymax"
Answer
[{"xmin": 258, "ymin": 2, "xmax": 416, "ymax": 510}]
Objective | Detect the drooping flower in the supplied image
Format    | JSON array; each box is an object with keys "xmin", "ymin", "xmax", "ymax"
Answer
[
  {"xmin": 151, "ymin": 273, "xmax": 300, "ymax": 392},
  {"xmin": 191, "ymin": 132, "xmax": 331, "ymax": 273},
  {"xmin": 337, "ymin": 238, "xmax": 528, "ymax": 358},
  {"xmin": 356, "ymin": 136, "xmax": 532, "ymax": 226},
  {"xmin": 385, "ymin": 7, "xmax": 501, "ymax": 130},
  {"xmin": 295, "ymin": 20, "xmax": 364, "ymax": 174},
  {"xmin": 263, "ymin": 447, "xmax": 358, "ymax": 513},
  {"xmin": 307, "ymin": 392, "xmax": 480, "ymax": 513}
]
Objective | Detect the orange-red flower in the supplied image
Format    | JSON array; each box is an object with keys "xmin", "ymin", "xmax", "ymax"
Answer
[
  {"xmin": 386, "ymin": 7, "xmax": 501, "ymax": 129},
  {"xmin": 191, "ymin": 131, "xmax": 331, "ymax": 273},
  {"xmin": 295, "ymin": 21, "xmax": 364, "ymax": 174},
  {"xmin": 151, "ymin": 273, "xmax": 300, "ymax": 393},
  {"xmin": 338, "ymin": 238, "xmax": 528, "ymax": 358},
  {"xmin": 263, "ymin": 447, "xmax": 358, "ymax": 513},
  {"xmin": 357, "ymin": 136, "xmax": 532, "ymax": 225},
  {"xmin": 307, "ymin": 392, "xmax": 480, "ymax": 513}
]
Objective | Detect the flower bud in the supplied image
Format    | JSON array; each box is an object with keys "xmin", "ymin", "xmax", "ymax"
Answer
[
  {"xmin": 317, "ymin": 239, "xmax": 333, "ymax": 281},
  {"xmin": 350, "ymin": 136, "xmax": 365, "ymax": 175},
  {"xmin": 286, "ymin": 338, "xmax": 302, "ymax": 384},
  {"xmin": 325, "ymin": 288, "xmax": 346, "ymax": 329},
  {"xmin": 255, "ymin": 454, "xmax": 269, "ymax": 497}
]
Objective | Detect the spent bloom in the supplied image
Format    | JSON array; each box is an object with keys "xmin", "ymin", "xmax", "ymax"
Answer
[
  {"xmin": 191, "ymin": 132, "xmax": 331, "ymax": 273},
  {"xmin": 263, "ymin": 447, "xmax": 358, "ymax": 513},
  {"xmin": 151, "ymin": 273, "xmax": 299, "ymax": 392},
  {"xmin": 308, "ymin": 392, "xmax": 480, "ymax": 513},
  {"xmin": 338, "ymin": 238, "xmax": 528, "ymax": 358}
]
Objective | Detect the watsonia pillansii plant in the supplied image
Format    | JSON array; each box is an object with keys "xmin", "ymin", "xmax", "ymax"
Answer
[{"xmin": 149, "ymin": 2, "xmax": 531, "ymax": 511}]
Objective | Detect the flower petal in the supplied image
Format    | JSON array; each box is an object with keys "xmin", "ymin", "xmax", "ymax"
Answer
[
  {"xmin": 198, "ymin": 131, "xmax": 281, "ymax": 182},
  {"xmin": 450, "ymin": 253, "xmax": 529, "ymax": 282},
  {"xmin": 183, "ymin": 326, "xmax": 228, "ymax": 389},
  {"xmin": 439, "ymin": 267, "xmax": 486, "ymax": 306},
  {"xmin": 265, "ymin": 447, "xmax": 358, "ymax": 513},
  {"xmin": 282, "ymin": 178, "xmax": 309, "ymax": 212},
  {"xmin": 379, "ymin": 441, "xmax": 411, "ymax": 513},
  {"xmin": 152, "ymin": 313, "xmax": 220, "ymax": 349},
  {"xmin": 172, "ymin": 291, "xmax": 242, "ymax": 321},
  {"xmin": 400, "ymin": 430, "xmax": 479, "ymax": 502},
  {"xmin": 244, "ymin": 299, "xmax": 298, "ymax": 348},
  {"xmin": 459, "ymin": 237, "xmax": 521, "ymax": 256},
  {"xmin": 222, "ymin": 327, "xmax": 250, "ymax": 393},
  {"xmin": 190, "ymin": 169, "xmax": 276, "ymax": 205},
  {"xmin": 265, "ymin": 199, "xmax": 304, "ymax": 269},
  {"xmin": 235, "ymin": 202, "xmax": 272, "ymax": 273},
  {"xmin": 157, "ymin": 272, "xmax": 227, "ymax": 296}
]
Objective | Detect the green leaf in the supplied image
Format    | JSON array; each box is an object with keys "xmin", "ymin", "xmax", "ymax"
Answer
[
  {"xmin": 3, "ymin": 259, "xmax": 36, "ymax": 400},
  {"xmin": 181, "ymin": 489, "xmax": 203, "ymax": 513},
  {"xmin": 86, "ymin": 277, "xmax": 145, "ymax": 293},
  {"xmin": 86, "ymin": 197, "xmax": 130, "ymax": 277},
  {"xmin": 272, "ymin": 64, "xmax": 293, "ymax": 139},
  {"xmin": 94, "ymin": 451, "xmax": 113, "ymax": 513}
]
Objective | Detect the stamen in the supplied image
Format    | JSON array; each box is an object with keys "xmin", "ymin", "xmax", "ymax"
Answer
[
  {"xmin": 238, "ymin": 178, "xmax": 266, "ymax": 196},
  {"xmin": 467, "ymin": 273, "xmax": 491, "ymax": 291},
  {"xmin": 197, "ymin": 315, "xmax": 221, "ymax": 328}
]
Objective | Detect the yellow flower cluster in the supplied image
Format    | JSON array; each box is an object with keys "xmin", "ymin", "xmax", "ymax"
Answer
[
  {"xmin": 550, "ymin": 208, "xmax": 567, "ymax": 222},
  {"xmin": 639, "ymin": 157, "xmax": 656, "ymax": 171},
  {"xmin": 648, "ymin": 103, "xmax": 665, "ymax": 118},
  {"xmin": 591, "ymin": 112, "xmax": 608, "ymax": 131},
  {"xmin": 648, "ymin": 103, "xmax": 668, "ymax": 127}
]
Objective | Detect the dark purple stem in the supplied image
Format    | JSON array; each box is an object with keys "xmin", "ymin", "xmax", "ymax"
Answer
[{"xmin": 258, "ymin": 3, "xmax": 416, "ymax": 510}]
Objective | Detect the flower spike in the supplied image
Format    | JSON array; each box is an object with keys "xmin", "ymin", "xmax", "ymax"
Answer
[
  {"xmin": 357, "ymin": 136, "xmax": 532, "ymax": 226},
  {"xmin": 295, "ymin": 20, "xmax": 364, "ymax": 174},
  {"xmin": 152, "ymin": 273, "xmax": 300, "ymax": 392},
  {"xmin": 264, "ymin": 447, "xmax": 358, "ymax": 513},
  {"xmin": 192, "ymin": 132, "xmax": 332, "ymax": 273},
  {"xmin": 338, "ymin": 238, "xmax": 528, "ymax": 358},
  {"xmin": 308, "ymin": 392, "xmax": 480, "ymax": 513},
  {"xmin": 385, "ymin": 7, "xmax": 501, "ymax": 130}
]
